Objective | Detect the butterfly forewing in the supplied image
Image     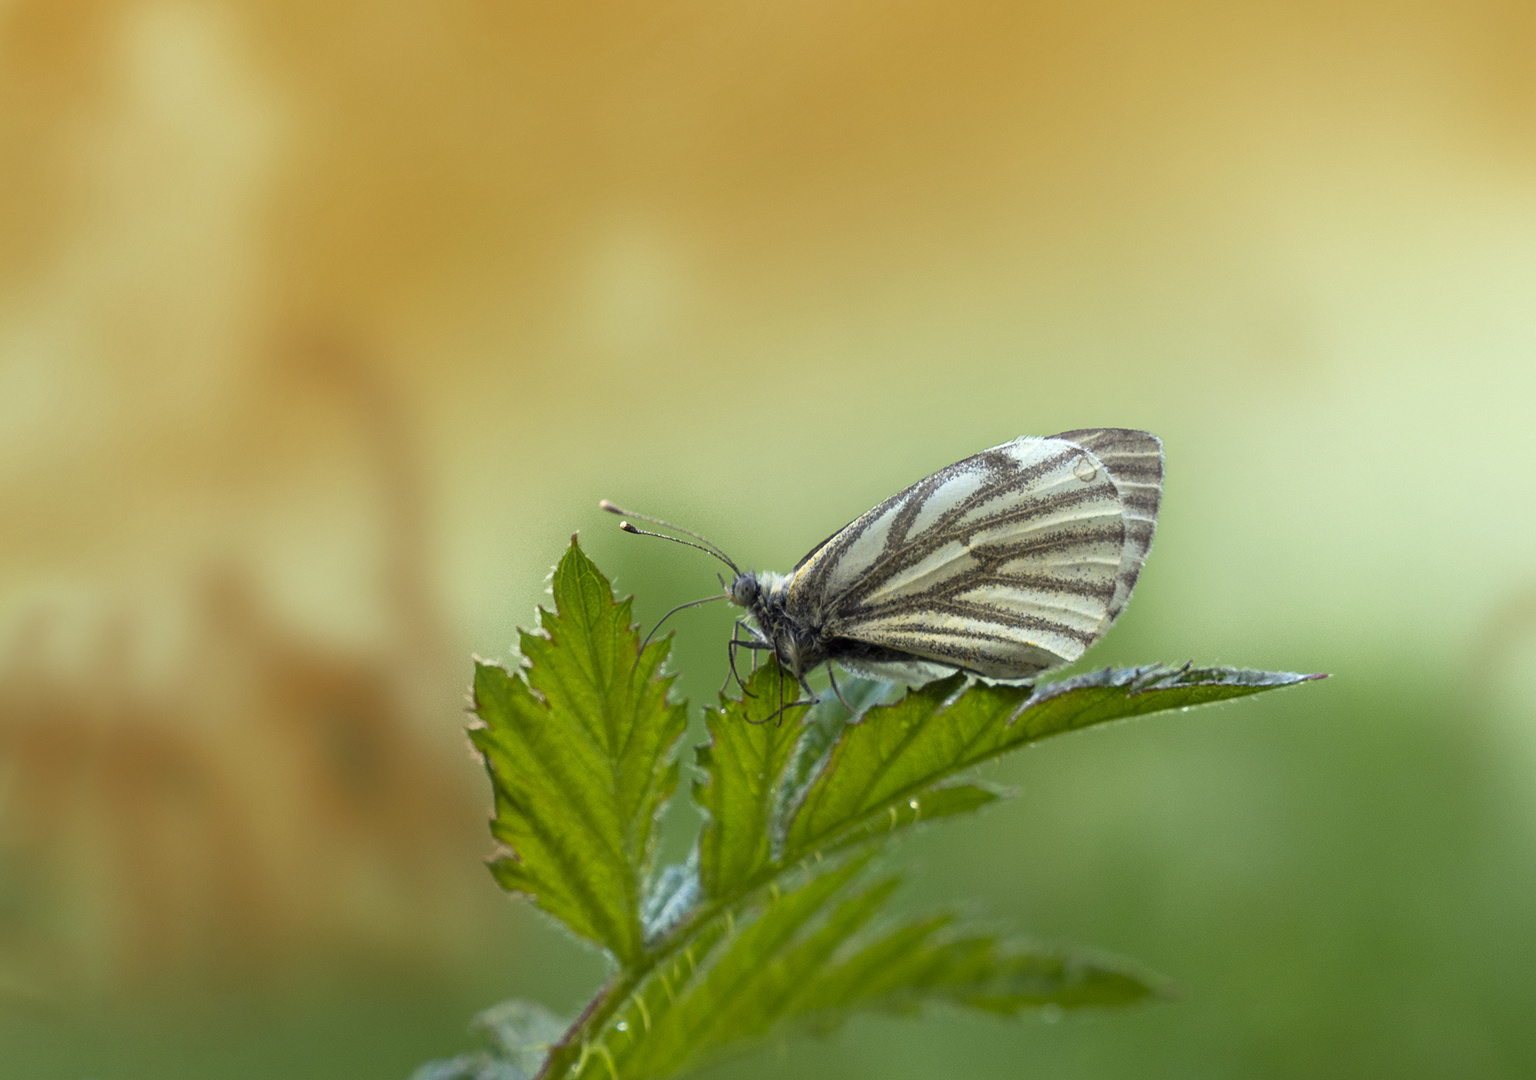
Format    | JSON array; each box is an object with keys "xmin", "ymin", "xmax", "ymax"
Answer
[{"xmin": 782, "ymin": 430, "xmax": 1162, "ymax": 682}]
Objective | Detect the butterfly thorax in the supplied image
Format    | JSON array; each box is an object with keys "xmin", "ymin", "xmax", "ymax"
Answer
[{"xmin": 729, "ymin": 570, "xmax": 828, "ymax": 679}]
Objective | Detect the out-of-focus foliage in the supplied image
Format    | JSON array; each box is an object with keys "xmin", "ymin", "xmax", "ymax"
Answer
[{"xmin": 4, "ymin": 1, "xmax": 1536, "ymax": 1076}]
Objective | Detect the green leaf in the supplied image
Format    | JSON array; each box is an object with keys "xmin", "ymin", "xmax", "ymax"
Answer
[
  {"xmin": 773, "ymin": 675, "xmax": 901, "ymax": 848},
  {"xmin": 695, "ymin": 663, "xmax": 811, "ymax": 897},
  {"xmin": 443, "ymin": 544, "xmax": 1325, "ymax": 1080},
  {"xmin": 796, "ymin": 918, "xmax": 1163, "ymax": 1024},
  {"xmin": 785, "ymin": 664, "xmax": 1324, "ymax": 863},
  {"xmin": 573, "ymin": 856, "xmax": 881, "ymax": 1080},
  {"xmin": 469, "ymin": 538, "xmax": 689, "ymax": 964},
  {"xmin": 808, "ymin": 782, "xmax": 1005, "ymax": 856},
  {"xmin": 569, "ymin": 858, "xmax": 1162, "ymax": 1080},
  {"xmin": 641, "ymin": 853, "xmax": 701, "ymax": 942}
]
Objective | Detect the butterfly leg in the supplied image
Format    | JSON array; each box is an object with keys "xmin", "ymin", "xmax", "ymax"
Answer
[
  {"xmin": 797, "ymin": 673, "xmax": 819, "ymax": 706},
  {"xmin": 742, "ymin": 665, "xmax": 788, "ymax": 727},
  {"xmin": 749, "ymin": 689, "xmax": 819, "ymax": 726},
  {"xmin": 721, "ymin": 642, "xmax": 736, "ymax": 697},
  {"xmin": 725, "ymin": 621, "xmax": 772, "ymax": 697},
  {"xmin": 744, "ymin": 658, "xmax": 817, "ymax": 725},
  {"xmin": 775, "ymin": 667, "xmax": 820, "ymax": 726},
  {"xmin": 825, "ymin": 664, "xmax": 855, "ymax": 711},
  {"xmin": 725, "ymin": 633, "xmax": 752, "ymax": 697}
]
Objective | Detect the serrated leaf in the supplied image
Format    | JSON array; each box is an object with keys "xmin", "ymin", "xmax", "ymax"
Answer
[
  {"xmin": 440, "ymin": 543, "xmax": 1326, "ymax": 1080},
  {"xmin": 572, "ymin": 856, "xmax": 879, "ymax": 1080},
  {"xmin": 773, "ymin": 675, "xmax": 900, "ymax": 851},
  {"xmin": 695, "ymin": 663, "xmax": 812, "ymax": 897},
  {"xmin": 568, "ymin": 860, "xmax": 1160, "ymax": 1080},
  {"xmin": 785, "ymin": 664, "xmax": 1323, "ymax": 862},
  {"xmin": 811, "ymin": 782, "xmax": 1003, "ymax": 856},
  {"xmin": 797, "ymin": 917, "xmax": 1163, "ymax": 1023},
  {"xmin": 470, "ymin": 539, "xmax": 689, "ymax": 964}
]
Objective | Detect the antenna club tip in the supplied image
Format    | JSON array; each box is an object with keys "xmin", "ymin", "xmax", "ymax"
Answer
[
  {"xmin": 619, "ymin": 521, "xmax": 639, "ymax": 533},
  {"xmin": 599, "ymin": 500, "xmax": 621, "ymax": 513}
]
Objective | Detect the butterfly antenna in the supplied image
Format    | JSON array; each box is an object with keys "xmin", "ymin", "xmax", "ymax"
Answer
[
  {"xmin": 600, "ymin": 500, "xmax": 740, "ymax": 573},
  {"xmin": 633, "ymin": 593, "xmax": 730, "ymax": 672}
]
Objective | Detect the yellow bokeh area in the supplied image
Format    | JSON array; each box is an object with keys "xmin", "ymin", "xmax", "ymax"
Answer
[{"xmin": 3, "ymin": 2, "xmax": 1535, "ymax": 1077}]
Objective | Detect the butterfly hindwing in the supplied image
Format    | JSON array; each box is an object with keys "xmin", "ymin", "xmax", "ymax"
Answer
[{"xmin": 1053, "ymin": 427, "xmax": 1164, "ymax": 630}]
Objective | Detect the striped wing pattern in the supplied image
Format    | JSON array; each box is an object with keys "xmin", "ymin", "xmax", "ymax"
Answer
[
  {"xmin": 782, "ymin": 429, "xmax": 1163, "ymax": 681},
  {"xmin": 1054, "ymin": 428, "xmax": 1163, "ymax": 630}
]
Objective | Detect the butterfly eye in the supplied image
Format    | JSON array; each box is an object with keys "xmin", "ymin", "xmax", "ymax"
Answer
[{"xmin": 730, "ymin": 573, "xmax": 759, "ymax": 607}]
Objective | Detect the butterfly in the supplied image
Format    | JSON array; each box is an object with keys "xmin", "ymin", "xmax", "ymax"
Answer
[{"xmin": 604, "ymin": 427, "xmax": 1162, "ymax": 713}]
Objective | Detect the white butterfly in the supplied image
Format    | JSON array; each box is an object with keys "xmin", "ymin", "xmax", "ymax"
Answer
[{"xmin": 605, "ymin": 428, "xmax": 1162, "ymax": 707}]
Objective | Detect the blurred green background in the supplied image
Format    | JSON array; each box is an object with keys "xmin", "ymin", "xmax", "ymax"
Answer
[{"xmin": 2, "ymin": 1, "xmax": 1535, "ymax": 1077}]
